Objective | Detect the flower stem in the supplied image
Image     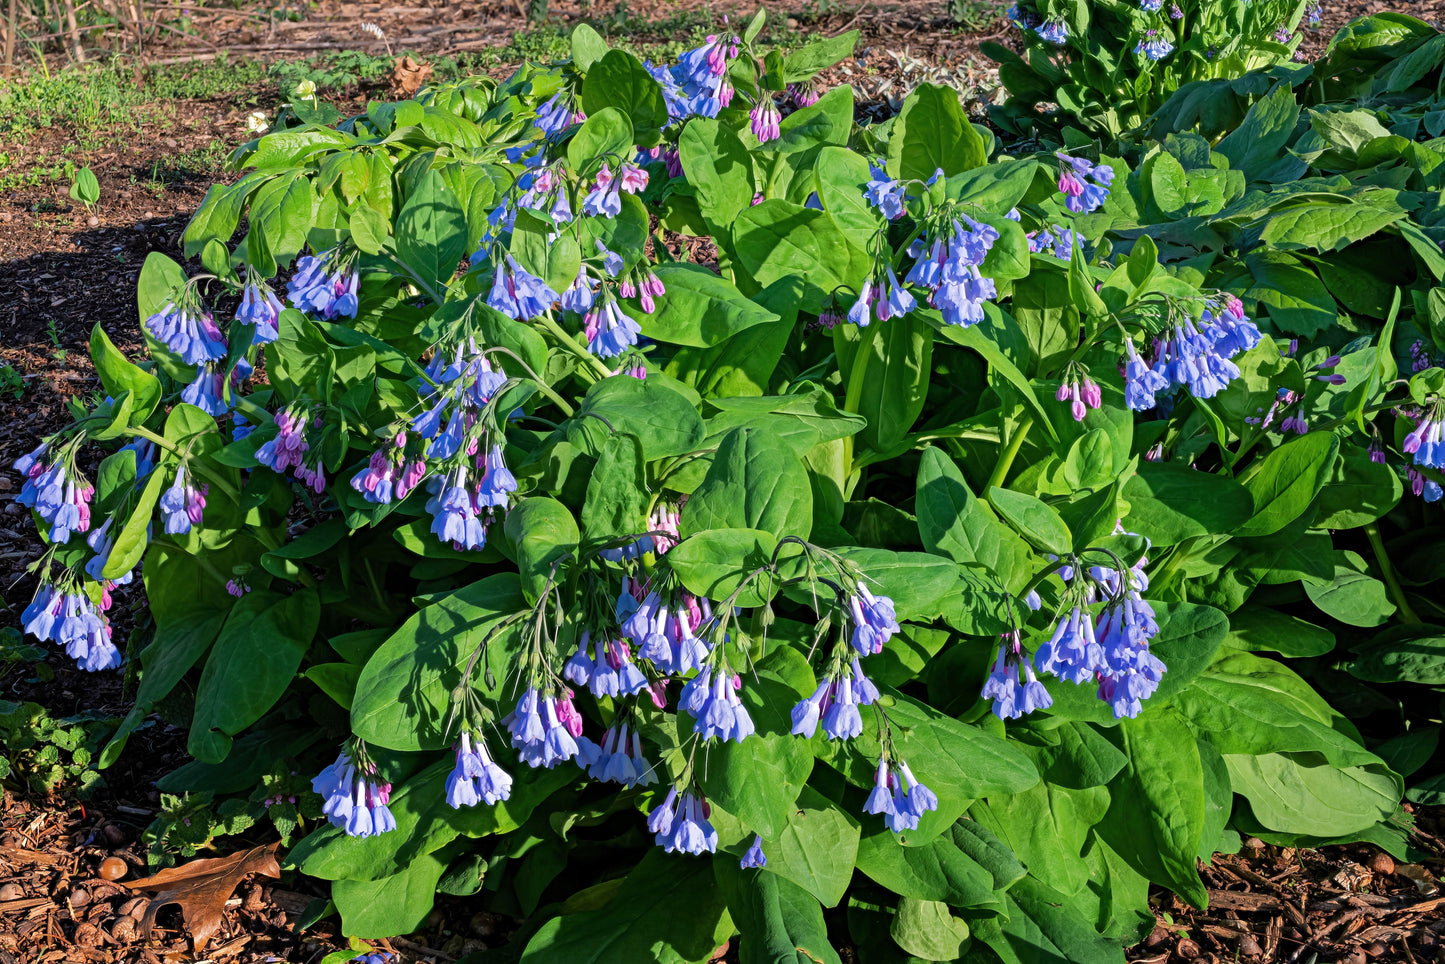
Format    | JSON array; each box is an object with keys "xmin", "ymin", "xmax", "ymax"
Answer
[{"xmin": 987, "ymin": 413, "xmax": 1034, "ymax": 492}]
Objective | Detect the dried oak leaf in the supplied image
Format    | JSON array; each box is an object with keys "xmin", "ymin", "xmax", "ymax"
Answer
[
  {"xmin": 121, "ymin": 842, "xmax": 281, "ymax": 951},
  {"xmin": 392, "ymin": 55, "xmax": 433, "ymax": 98}
]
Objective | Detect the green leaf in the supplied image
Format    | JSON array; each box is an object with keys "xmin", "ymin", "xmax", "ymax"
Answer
[
  {"xmin": 678, "ymin": 118, "xmax": 755, "ymax": 228},
  {"xmin": 782, "ymin": 30, "xmax": 858, "ymax": 82},
  {"xmin": 1172, "ymin": 650, "xmax": 1381, "ymax": 768},
  {"xmin": 333, "ymin": 850, "xmax": 447, "ymax": 939},
  {"xmin": 505, "ymin": 497, "xmax": 579, "ymax": 603},
  {"xmin": 1225, "ymin": 752, "xmax": 1399, "ymax": 837},
  {"xmin": 520, "ymin": 850, "xmax": 728, "ymax": 963},
  {"xmin": 567, "ymin": 376, "xmax": 706, "ymax": 461},
  {"xmin": 972, "ymin": 781, "xmax": 1108, "ymax": 899},
  {"xmin": 581, "ymin": 434, "xmax": 647, "ymax": 544},
  {"xmin": 855, "ymin": 827, "xmax": 1003, "ymax": 910},
  {"xmin": 351, "ymin": 575, "xmax": 526, "ymax": 751},
  {"xmin": 1348, "ymin": 625, "xmax": 1445, "ymax": 684},
  {"xmin": 845, "ymin": 314, "xmax": 934, "ymax": 455},
  {"xmin": 581, "ymin": 50, "xmax": 668, "ymax": 132},
  {"xmin": 758, "ymin": 784, "xmax": 861, "ymax": 907},
  {"xmin": 1237, "ymin": 431, "xmax": 1340, "ymax": 536},
  {"xmin": 101, "ymin": 458, "xmax": 166, "ymax": 580},
  {"xmin": 1239, "ymin": 251, "xmax": 1338, "ymax": 338},
  {"xmin": 668, "ymin": 528, "xmax": 779, "ymax": 609},
  {"xmin": 1224, "ymin": 607, "xmax": 1335, "ymax": 658},
  {"xmin": 886, "ymin": 83, "xmax": 986, "ymax": 181},
  {"xmin": 717, "ymin": 863, "xmax": 842, "ymax": 964},
  {"xmin": 991, "ymin": 875, "xmax": 1127, "ymax": 964},
  {"xmin": 988, "ymin": 487, "xmax": 1072, "ymax": 555},
  {"xmin": 813, "ymin": 145, "xmax": 881, "ymax": 248},
  {"xmin": 348, "ymin": 204, "xmax": 389, "ymax": 255},
  {"xmin": 916, "ymin": 448, "xmax": 1030, "ymax": 588},
  {"xmin": 1122, "ymin": 463, "xmax": 1255, "ymax": 546},
  {"xmin": 890, "ymin": 898, "xmax": 969, "ymax": 960},
  {"xmin": 630, "ymin": 263, "xmax": 780, "ymax": 348},
  {"xmin": 1095, "ymin": 708, "xmax": 1208, "ymax": 908},
  {"xmin": 734, "ymin": 199, "xmax": 864, "ymax": 313},
  {"xmin": 570, "ymin": 22, "xmax": 609, "ymax": 70},
  {"xmin": 1313, "ymin": 445, "xmax": 1403, "ymax": 529},
  {"xmin": 698, "ymin": 648, "xmax": 814, "ymax": 839},
  {"xmin": 395, "ymin": 168, "xmax": 469, "ymax": 298},
  {"xmin": 569, "ymin": 107, "xmax": 634, "ymax": 175},
  {"xmin": 69, "ymin": 166, "xmax": 100, "ymax": 205},
  {"xmin": 188, "ymin": 589, "xmax": 320, "ymax": 763},
  {"xmin": 681, "ymin": 427, "xmax": 813, "ymax": 540},
  {"xmin": 770, "ymin": 86, "xmax": 853, "ymax": 154},
  {"xmin": 1303, "ymin": 562, "xmax": 1396, "ymax": 628}
]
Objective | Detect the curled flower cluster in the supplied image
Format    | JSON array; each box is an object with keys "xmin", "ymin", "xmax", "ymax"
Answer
[
  {"xmin": 445, "ymin": 732, "xmax": 513, "ymax": 808},
  {"xmin": 1057, "ymin": 367, "xmax": 1102, "ymax": 422},
  {"xmin": 236, "ymin": 278, "xmax": 283, "ymax": 344},
  {"xmin": 159, "ymin": 465, "xmax": 208, "ymax": 535},
  {"xmin": 648, "ymin": 786, "xmax": 719, "ymax": 855},
  {"xmin": 146, "ymin": 299, "xmax": 227, "ymax": 366},
  {"xmin": 15, "ymin": 445, "xmax": 92, "ymax": 544},
  {"xmin": 895, "ymin": 212, "xmax": 1002, "ymax": 328},
  {"xmin": 257, "ymin": 404, "xmax": 327, "ymax": 492},
  {"xmin": 1135, "ymin": 30, "xmax": 1174, "ymax": 61}
]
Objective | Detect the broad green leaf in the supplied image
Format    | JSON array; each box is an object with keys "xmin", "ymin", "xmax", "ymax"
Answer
[
  {"xmin": 988, "ymin": 487, "xmax": 1072, "ymax": 555},
  {"xmin": 1236, "ymin": 431, "xmax": 1339, "ymax": 536},
  {"xmin": 972, "ymin": 782, "xmax": 1108, "ymax": 898},
  {"xmin": 581, "ymin": 434, "xmax": 647, "ymax": 544},
  {"xmin": 505, "ymin": 497, "xmax": 580, "ymax": 602},
  {"xmin": 1095, "ymin": 708, "xmax": 1207, "ymax": 907},
  {"xmin": 351, "ymin": 575, "xmax": 526, "ymax": 751},
  {"xmin": 678, "ymin": 118, "xmax": 755, "ymax": 228},
  {"xmin": 759, "ymin": 784, "xmax": 861, "ymax": 908},
  {"xmin": 629, "ymin": 263, "xmax": 779, "ymax": 348},
  {"xmin": 520, "ymin": 850, "xmax": 728, "ymax": 963},
  {"xmin": 1348, "ymin": 625, "xmax": 1445, "ymax": 684},
  {"xmin": 855, "ymin": 826, "xmax": 1003, "ymax": 910},
  {"xmin": 581, "ymin": 49, "xmax": 668, "ymax": 132},
  {"xmin": 886, "ymin": 83, "xmax": 986, "ymax": 181},
  {"xmin": 333, "ymin": 851, "xmax": 447, "ymax": 939},
  {"xmin": 890, "ymin": 898, "xmax": 969, "ymax": 960},
  {"xmin": 1122, "ymin": 462, "xmax": 1255, "ymax": 546},
  {"xmin": 567, "ymin": 376, "xmax": 706, "ymax": 460},
  {"xmin": 735, "ymin": 199, "xmax": 864, "ymax": 312},
  {"xmin": 843, "ymin": 314, "xmax": 934, "ymax": 455},
  {"xmin": 682, "ymin": 427, "xmax": 814, "ymax": 540},
  {"xmin": 668, "ymin": 528, "xmax": 779, "ymax": 608},
  {"xmin": 188, "ymin": 589, "xmax": 320, "ymax": 763},
  {"xmin": 1224, "ymin": 607, "xmax": 1335, "ymax": 658},
  {"xmin": 1303, "ymin": 562, "xmax": 1396, "ymax": 627},
  {"xmin": 90, "ymin": 324, "xmax": 160, "ymax": 421},
  {"xmin": 716, "ymin": 863, "xmax": 842, "ymax": 964},
  {"xmin": 568, "ymin": 107, "xmax": 634, "ymax": 173},
  {"xmin": 916, "ymin": 447, "xmax": 1030, "ymax": 589},
  {"xmin": 1225, "ymin": 752, "xmax": 1399, "ymax": 837}
]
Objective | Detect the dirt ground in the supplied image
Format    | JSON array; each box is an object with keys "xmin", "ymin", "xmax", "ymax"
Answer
[{"xmin": 2, "ymin": 1, "xmax": 1445, "ymax": 962}]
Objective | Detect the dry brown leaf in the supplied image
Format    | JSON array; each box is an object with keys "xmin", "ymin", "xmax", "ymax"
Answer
[
  {"xmin": 122, "ymin": 842, "xmax": 281, "ymax": 951},
  {"xmin": 392, "ymin": 55, "xmax": 433, "ymax": 98}
]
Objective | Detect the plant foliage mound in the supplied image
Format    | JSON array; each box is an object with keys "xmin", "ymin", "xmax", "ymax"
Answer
[{"xmin": 10, "ymin": 9, "xmax": 1433, "ymax": 962}]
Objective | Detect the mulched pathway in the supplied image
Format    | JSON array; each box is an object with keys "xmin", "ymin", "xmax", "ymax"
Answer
[{"xmin": 3, "ymin": 1, "xmax": 1445, "ymax": 961}]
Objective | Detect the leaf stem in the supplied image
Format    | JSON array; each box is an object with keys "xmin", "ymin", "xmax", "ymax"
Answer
[
  {"xmin": 987, "ymin": 413, "xmax": 1033, "ymax": 492},
  {"xmin": 1366, "ymin": 521, "xmax": 1420, "ymax": 624},
  {"xmin": 840, "ymin": 324, "xmax": 879, "ymax": 482},
  {"xmin": 535, "ymin": 314, "xmax": 614, "ymax": 381}
]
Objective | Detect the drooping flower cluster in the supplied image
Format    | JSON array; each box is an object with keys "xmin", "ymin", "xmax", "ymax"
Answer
[
  {"xmin": 159, "ymin": 465, "xmax": 207, "ymax": 536},
  {"xmin": 1031, "ymin": 540, "xmax": 1167, "ymax": 719},
  {"xmin": 1028, "ymin": 224, "xmax": 1081, "ymax": 259},
  {"xmin": 236, "ymin": 277, "xmax": 284, "ymax": 344},
  {"xmin": 146, "ymin": 297, "xmax": 227, "ymax": 366},
  {"xmin": 1135, "ymin": 30, "xmax": 1174, "ymax": 61},
  {"xmin": 1056, "ymin": 366, "xmax": 1102, "ymax": 422},
  {"xmin": 22, "ymin": 578, "xmax": 121, "ymax": 671},
  {"xmin": 504, "ymin": 687, "xmax": 589, "ymax": 769},
  {"xmin": 1124, "ymin": 295, "xmax": 1262, "ymax": 409},
  {"xmin": 487, "ymin": 255, "xmax": 561, "ymax": 323},
  {"xmin": 586, "ymin": 722, "xmax": 658, "ymax": 788},
  {"xmin": 864, "ymin": 758, "xmax": 938, "ymax": 832},
  {"xmin": 288, "ymin": 248, "xmax": 360, "ymax": 321},
  {"xmin": 312, "ymin": 748, "xmax": 396, "ymax": 838},
  {"xmin": 1056, "ymin": 153, "xmax": 1115, "ymax": 215},
  {"xmin": 1035, "ymin": 20, "xmax": 1068, "ymax": 44},
  {"xmin": 350, "ymin": 432, "xmax": 426, "ymax": 505},
  {"xmin": 256, "ymin": 403, "xmax": 327, "ymax": 492},
  {"xmin": 648, "ymin": 786, "xmax": 719, "ymax": 855},
  {"xmin": 445, "ymin": 731, "xmax": 513, "ymax": 808},
  {"xmin": 863, "ymin": 163, "xmax": 906, "ymax": 220},
  {"xmin": 1403, "ymin": 403, "xmax": 1445, "ymax": 472},
  {"xmin": 896, "ymin": 211, "xmax": 1002, "ymax": 328},
  {"xmin": 750, "ymin": 97, "xmax": 782, "ymax": 143},
  {"xmin": 15, "ymin": 443, "xmax": 92, "ymax": 544},
  {"xmin": 582, "ymin": 162, "xmax": 649, "ymax": 218},
  {"xmin": 666, "ymin": 32, "xmax": 740, "ymax": 119},
  {"xmin": 564, "ymin": 631, "xmax": 649, "ymax": 699},
  {"xmin": 791, "ymin": 656, "xmax": 880, "ymax": 740}
]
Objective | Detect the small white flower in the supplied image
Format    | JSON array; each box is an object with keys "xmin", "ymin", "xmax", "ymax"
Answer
[
  {"xmin": 245, "ymin": 110, "xmax": 270, "ymax": 134},
  {"xmin": 294, "ymin": 79, "xmax": 317, "ymax": 102}
]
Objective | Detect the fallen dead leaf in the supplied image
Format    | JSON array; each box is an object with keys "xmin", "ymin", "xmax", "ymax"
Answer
[
  {"xmin": 122, "ymin": 842, "xmax": 281, "ymax": 951},
  {"xmin": 392, "ymin": 55, "xmax": 434, "ymax": 98}
]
